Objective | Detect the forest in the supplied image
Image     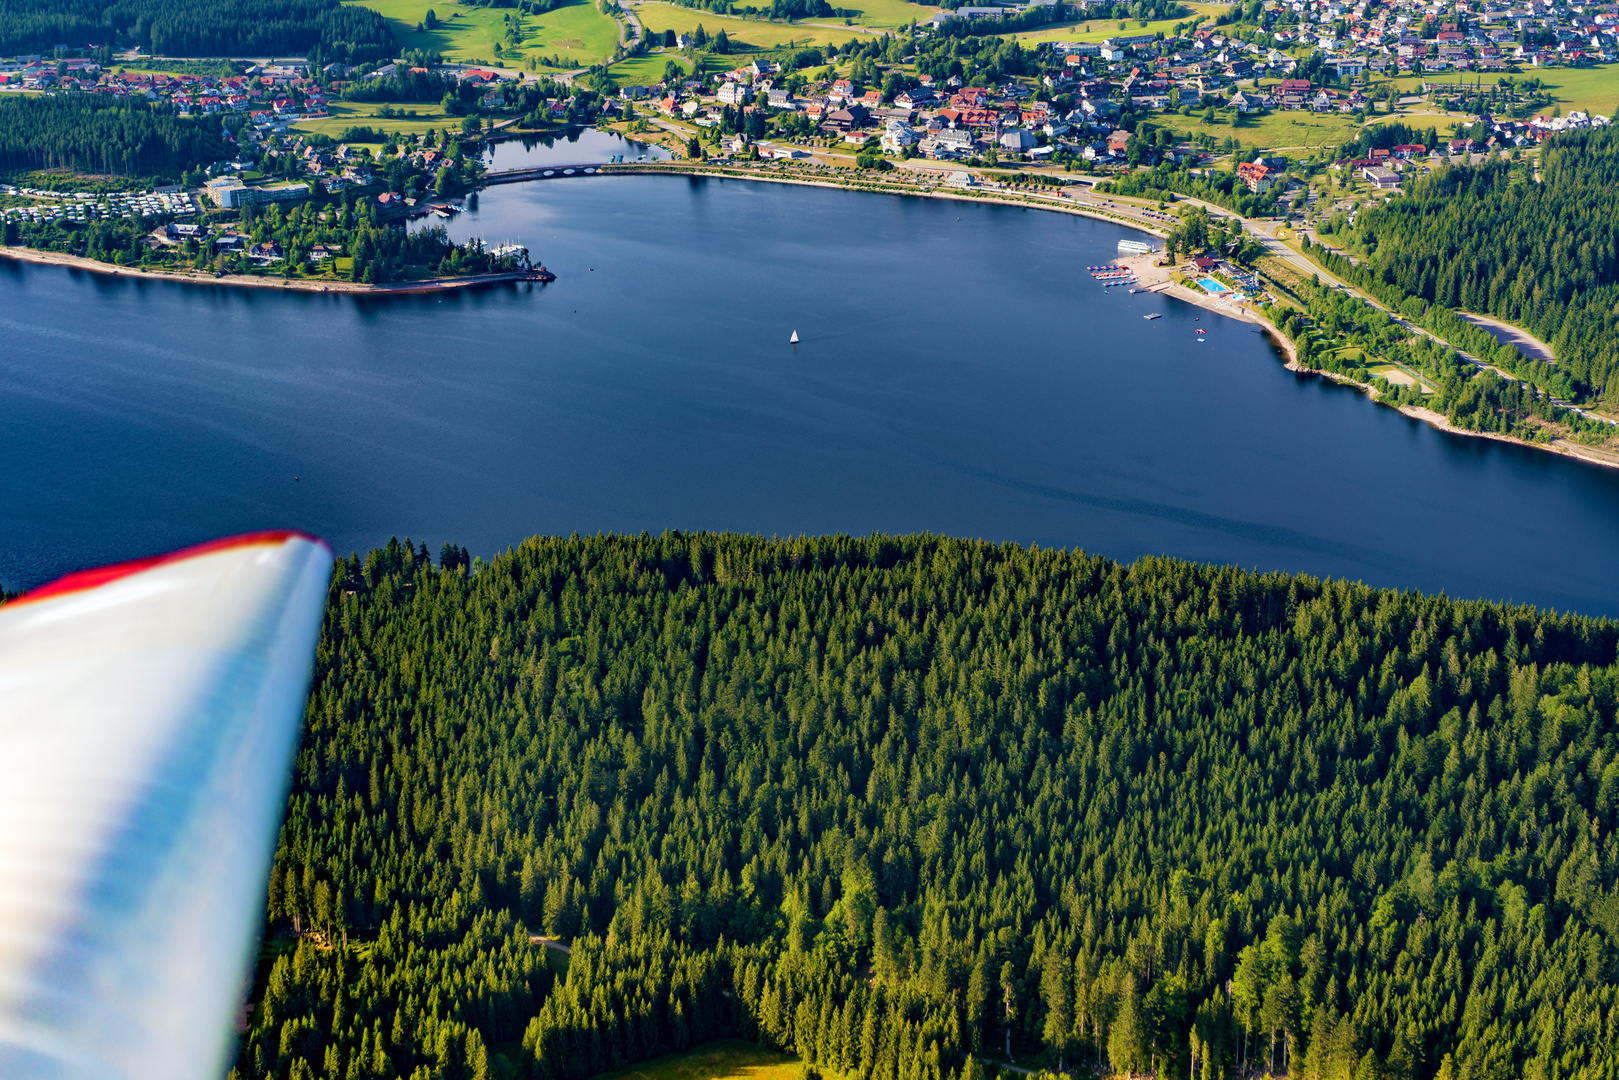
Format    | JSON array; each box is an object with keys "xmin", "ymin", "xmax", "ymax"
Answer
[
  {"xmin": 240, "ymin": 531, "xmax": 1619, "ymax": 1080},
  {"xmin": 1101, "ymin": 157, "xmax": 1282, "ymax": 219},
  {"xmin": 0, "ymin": 0, "xmax": 394, "ymax": 62},
  {"xmin": 1255, "ymin": 267, "xmax": 1616, "ymax": 447},
  {"xmin": 0, "ymin": 95, "xmax": 228, "ymax": 176},
  {"xmin": 3, "ymin": 181, "xmax": 518, "ymax": 283},
  {"xmin": 1341, "ymin": 126, "xmax": 1619, "ymax": 407}
]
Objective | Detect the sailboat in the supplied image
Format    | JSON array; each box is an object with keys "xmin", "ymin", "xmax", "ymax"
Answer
[{"xmin": 789, "ymin": 331, "xmax": 799, "ymax": 344}]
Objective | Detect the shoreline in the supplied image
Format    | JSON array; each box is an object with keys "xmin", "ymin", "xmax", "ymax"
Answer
[
  {"xmin": 595, "ymin": 162, "xmax": 1176, "ymax": 237},
  {"xmin": 1283, "ymin": 356, "xmax": 1619, "ymax": 472},
  {"xmin": 9, "ymin": 162, "xmax": 1615, "ymax": 473},
  {"xmin": 0, "ymin": 244, "xmax": 540, "ymax": 294}
]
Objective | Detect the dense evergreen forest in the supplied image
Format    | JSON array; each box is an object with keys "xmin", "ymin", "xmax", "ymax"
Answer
[
  {"xmin": 0, "ymin": 0, "xmax": 393, "ymax": 62},
  {"xmin": 0, "ymin": 95, "xmax": 228, "ymax": 176},
  {"xmin": 244, "ymin": 533, "xmax": 1619, "ymax": 1080},
  {"xmin": 4, "ymin": 190, "xmax": 519, "ymax": 283},
  {"xmin": 1342, "ymin": 127, "xmax": 1619, "ymax": 406},
  {"xmin": 1256, "ymin": 267, "xmax": 1617, "ymax": 447}
]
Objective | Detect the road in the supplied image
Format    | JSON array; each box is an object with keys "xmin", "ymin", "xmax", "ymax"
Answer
[
  {"xmin": 609, "ymin": 0, "xmax": 643, "ymax": 50},
  {"xmin": 1154, "ymin": 198, "xmax": 1615, "ymax": 426},
  {"xmin": 1057, "ymin": 177, "xmax": 1614, "ymax": 426}
]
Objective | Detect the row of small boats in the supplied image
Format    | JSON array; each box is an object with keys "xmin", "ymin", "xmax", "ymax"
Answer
[{"xmin": 1088, "ymin": 263, "xmax": 1138, "ymax": 288}]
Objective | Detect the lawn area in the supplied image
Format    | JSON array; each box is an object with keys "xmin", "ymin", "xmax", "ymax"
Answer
[
  {"xmin": 1012, "ymin": 13, "xmax": 1201, "ymax": 44},
  {"xmin": 350, "ymin": 0, "xmax": 619, "ymax": 67},
  {"xmin": 582, "ymin": 1042, "xmax": 806, "ymax": 1080},
  {"xmin": 1475, "ymin": 66, "xmax": 1619, "ymax": 117},
  {"xmin": 832, "ymin": 0, "xmax": 938, "ymax": 29},
  {"xmin": 1364, "ymin": 109, "xmax": 1463, "ymax": 129},
  {"xmin": 606, "ymin": 51, "xmax": 690, "ymax": 85},
  {"xmin": 1364, "ymin": 68, "xmax": 1619, "ymax": 119},
  {"xmin": 293, "ymin": 100, "xmax": 453, "ymax": 139},
  {"xmin": 631, "ymin": 2, "xmax": 866, "ymax": 49},
  {"xmin": 1188, "ymin": 109, "xmax": 1362, "ymax": 155},
  {"xmin": 521, "ymin": 0, "xmax": 623, "ymax": 66}
]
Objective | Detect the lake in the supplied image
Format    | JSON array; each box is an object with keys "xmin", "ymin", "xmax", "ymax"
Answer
[
  {"xmin": 481, "ymin": 127, "xmax": 671, "ymax": 171},
  {"xmin": 4, "ymin": 172, "xmax": 1619, "ymax": 616}
]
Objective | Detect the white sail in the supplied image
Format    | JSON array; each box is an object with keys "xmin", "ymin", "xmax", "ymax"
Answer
[
  {"xmin": 0, "ymin": 531, "xmax": 332, "ymax": 1080},
  {"xmin": 790, "ymin": 331, "xmax": 799, "ymax": 344}
]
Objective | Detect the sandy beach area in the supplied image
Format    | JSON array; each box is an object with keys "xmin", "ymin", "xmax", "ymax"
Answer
[{"xmin": 1111, "ymin": 251, "xmax": 1297, "ymax": 360}]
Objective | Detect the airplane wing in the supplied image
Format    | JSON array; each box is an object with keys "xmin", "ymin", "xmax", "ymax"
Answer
[{"xmin": 0, "ymin": 532, "xmax": 333, "ymax": 1080}]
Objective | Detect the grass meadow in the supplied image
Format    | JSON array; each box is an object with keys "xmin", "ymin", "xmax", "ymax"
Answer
[
  {"xmin": 630, "ymin": 1, "xmax": 870, "ymax": 49},
  {"xmin": 569, "ymin": 1042, "xmax": 808, "ymax": 1080},
  {"xmin": 352, "ymin": 0, "xmax": 620, "ymax": 67}
]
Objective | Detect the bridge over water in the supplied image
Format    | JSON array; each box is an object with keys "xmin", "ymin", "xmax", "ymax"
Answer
[{"xmin": 483, "ymin": 164, "xmax": 611, "ymax": 185}]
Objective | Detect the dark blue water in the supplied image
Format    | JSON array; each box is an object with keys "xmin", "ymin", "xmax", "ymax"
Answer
[
  {"xmin": 482, "ymin": 127, "xmax": 670, "ymax": 171},
  {"xmin": 4, "ymin": 173, "xmax": 1619, "ymax": 616}
]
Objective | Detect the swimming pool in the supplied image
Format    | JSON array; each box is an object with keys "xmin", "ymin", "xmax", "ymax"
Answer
[{"xmin": 1199, "ymin": 278, "xmax": 1229, "ymax": 293}]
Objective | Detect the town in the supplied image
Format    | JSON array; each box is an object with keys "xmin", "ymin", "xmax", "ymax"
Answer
[
  {"xmin": 0, "ymin": 0, "xmax": 1616, "ymax": 440},
  {"xmin": 2, "ymin": 0, "xmax": 1614, "ymax": 222}
]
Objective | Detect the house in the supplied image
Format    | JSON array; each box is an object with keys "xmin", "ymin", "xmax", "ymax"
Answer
[
  {"xmin": 1277, "ymin": 77, "xmax": 1312, "ymax": 108},
  {"xmin": 1229, "ymin": 89, "xmax": 1260, "ymax": 113},
  {"xmin": 1237, "ymin": 161, "xmax": 1277, "ymax": 192},
  {"xmin": 881, "ymin": 122, "xmax": 918, "ymax": 154},
  {"xmin": 1000, "ymin": 128, "xmax": 1036, "ymax": 152},
  {"xmin": 931, "ymin": 127, "xmax": 976, "ymax": 155},
  {"xmin": 1328, "ymin": 55, "xmax": 1366, "ymax": 79},
  {"xmin": 821, "ymin": 106, "xmax": 869, "ymax": 133},
  {"xmin": 717, "ymin": 82, "xmax": 750, "ymax": 105},
  {"xmin": 1362, "ymin": 165, "xmax": 1400, "ymax": 189}
]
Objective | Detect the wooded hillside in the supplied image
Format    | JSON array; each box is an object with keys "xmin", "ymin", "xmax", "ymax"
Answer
[
  {"xmin": 0, "ymin": 0, "xmax": 393, "ymax": 62},
  {"xmin": 245, "ymin": 533, "xmax": 1619, "ymax": 1080},
  {"xmin": 1348, "ymin": 127, "xmax": 1619, "ymax": 406},
  {"xmin": 0, "ymin": 95, "xmax": 227, "ymax": 175}
]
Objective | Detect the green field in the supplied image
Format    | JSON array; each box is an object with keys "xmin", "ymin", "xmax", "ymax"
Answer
[
  {"xmin": 1013, "ymin": 12, "xmax": 1205, "ymax": 44},
  {"xmin": 352, "ymin": 0, "xmax": 620, "ymax": 67},
  {"xmin": 1216, "ymin": 110, "xmax": 1362, "ymax": 154},
  {"xmin": 293, "ymin": 100, "xmax": 454, "ymax": 139},
  {"xmin": 1138, "ymin": 105, "xmax": 1362, "ymax": 157},
  {"xmin": 831, "ymin": 0, "xmax": 938, "ymax": 29},
  {"xmin": 606, "ymin": 52, "xmax": 690, "ymax": 85},
  {"xmin": 631, "ymin": 2, "xmax": 866, "ymax": 49},
  {"xmin": 1356, "ymin": 67, "xmax": 1619, "ymax": 120},
  {"xmin": 583, "ymin": 1042, "xmax": 807, "ymax": 1080},
  {"xmin": 1435, "ymin": 66, "xmax": 1619, "ymax": 117}
]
